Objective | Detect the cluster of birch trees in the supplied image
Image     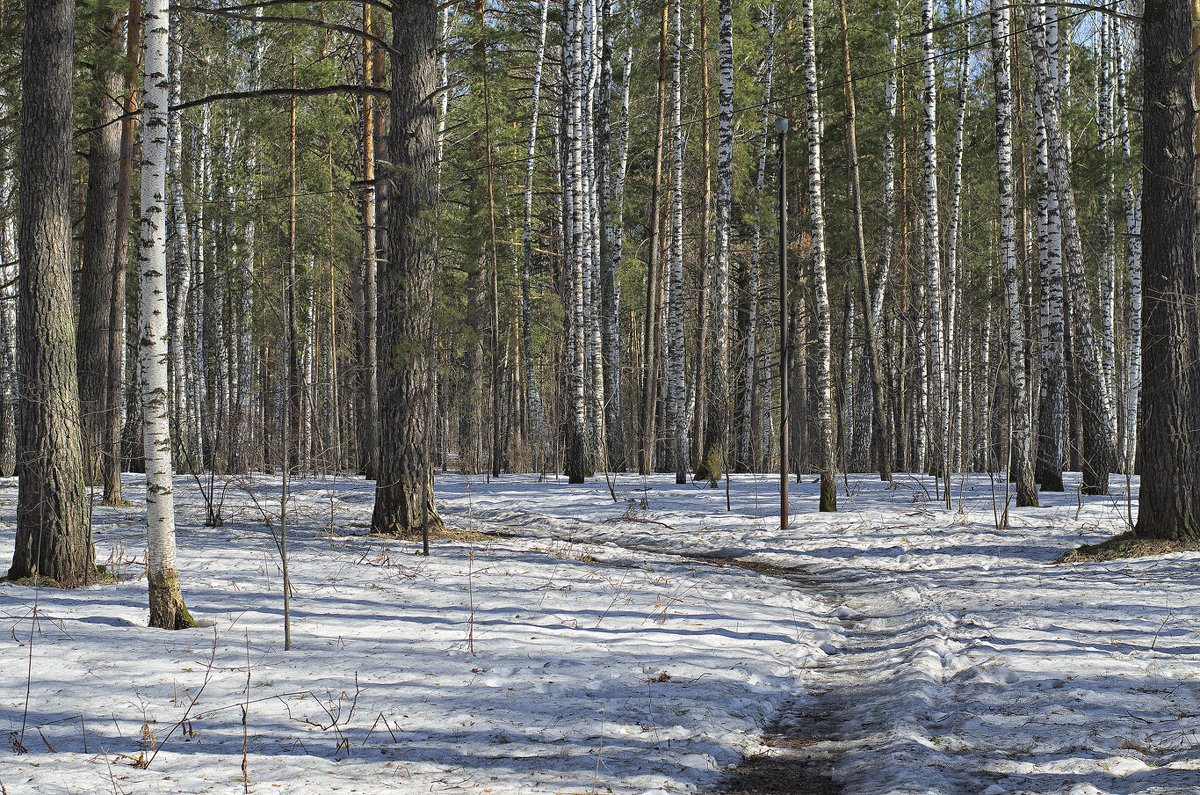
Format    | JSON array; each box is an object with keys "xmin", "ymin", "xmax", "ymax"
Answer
[{"xmin": 5, "ymin": 0, "xmax": 1200, "ymax": 618}]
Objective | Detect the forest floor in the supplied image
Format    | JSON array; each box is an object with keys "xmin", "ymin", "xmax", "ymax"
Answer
[{"xmin": 2, "ymin": 469, "xmax": 1199, "ymax": 793}]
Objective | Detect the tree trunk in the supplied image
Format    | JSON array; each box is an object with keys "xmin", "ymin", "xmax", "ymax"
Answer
[
  {"xmin": 1029, "ymin": 6, "xmax": 1117, "ymax": 494},
  {"xmin": 139, "ymin": 0, "xmax": 194, "ymax": 628},
  {"xmin": 697, "ymin": 0, "xmax": 734, "ymax": 484},
  {"xmin": 1135, "ymin": 0, "xmax": 1199, "ymax": 539},
  {"xmin": 637, "ymin": 0, "xmax": 668, "ymax": 476},
  {"xmin": 991, "ymin": 0, "xmax": 1037, "ymax": 506},
  {"xmin": 9, "ymin": 0, "xmax": 92, "ymax": 585},
  {"xmin": 1033, "ymin": 3, "xmax": 1065, "ymax": 491},
  {"xmin": 78, "ymin": 18, "xmax": 123, "ymax": 485},
  {"xmin": 837, "ymin": 0, "xmax": 891, "ymax": 483},
  {"xmin": 665, "ymin": 0, "xmax": 688, "ymax": 484},
  {"xmin": 371, "ymin": 0, "xmax": 444, "ymax": 538},
  {"xmin": 802, "ymin": 0, "xmax": 835, "ymax": 510}
]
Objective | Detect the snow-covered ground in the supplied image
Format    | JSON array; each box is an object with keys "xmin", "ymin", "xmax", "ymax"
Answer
[{"xmin": 2, "ymin": 469, "xmax": 1198, "ymax": 793}]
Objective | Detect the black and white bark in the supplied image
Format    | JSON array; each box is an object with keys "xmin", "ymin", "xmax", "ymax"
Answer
[
  {"xmin": 991, "ymin": 0, "xmax": 1037, "ymax": 506},
  {"xmin": 1029, "ymin": 5, "xmax": 1117, "ymax": 494},
  {"xmin": 803, "ymin": 0, "xmax": 835, "ymax": 510}
]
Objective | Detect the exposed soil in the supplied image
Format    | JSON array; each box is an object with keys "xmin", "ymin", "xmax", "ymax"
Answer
[
  {"xmin": 1056, "ymin": 531, "xmax": 1200, "ymax": 563},
  {"xmin": 713, "ymin": 702, "xmax": 843, "ymax": 794}
]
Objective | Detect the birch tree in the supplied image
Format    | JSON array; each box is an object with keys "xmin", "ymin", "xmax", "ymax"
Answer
[
  {"xmin": 666, "ymin": 0, "xmax": 688, "ymax": 484},
  {"xmin": 803, "ymin": 0, "xmax": 835, "ymax": 511},
  {"xmin": 138, "ymin": 0, "xmax": 193, "ymax": 628},
  {"xmin": 697, "ymin": 0, "xmax": 734, "ymax": 483},
  {"xmin": 1029, "ymin": 5, "xmax": 1117, "ymax": 494},
  {"xmin": 991, "ymin": 0, "xmax": 1036, "ymax": 507}
]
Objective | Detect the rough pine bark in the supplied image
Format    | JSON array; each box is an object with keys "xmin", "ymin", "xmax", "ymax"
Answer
[
  {"xmin": 9, "ymin": 0, "xmax": 93, "ymax": 585},
  {"xmin": 371, "ymin": 0, "xmax": 444, "ymax": 537},
  {"xmin": 1135, "ymin": 0, "xmax": 1200, "ymax": 540},
  {"xmin": 78, "ymin": 19, "xmax": 123, "ymax": 485}
]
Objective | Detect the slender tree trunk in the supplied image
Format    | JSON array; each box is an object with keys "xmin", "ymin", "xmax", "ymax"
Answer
[
  {"xmin": 696, "ymin": 0, "xmax": 734, "ymax": 484},
  {"xmin": 991, "ymin": 0, "xmax": 1037, "ymax": 506},
  {"xmin": 637, "ymin": 0, "xmax": 668, "ymax": 475},
  {"xmin": 358, "ymin": 2, "xmax": 380, "ymax": 479},
  {"xmin": 691, "ymin": 0, "xmax": 713, "ymax": 465},
  {"xmin": 9, "ymin": 0, "xmax": 92, "ymax": 585},
  {"xmin": 139, "ymin": 0, "xmax": 193, "ymax": 628},
  {"xmin": 802, "ymin": 0, "xmax": 835, "ymax": 510},
  {"xmin": 1029, "ymin": 6, "xmax": 1117, "ymax": 494},
  {"xmin": 838, "ymin": 0, "xmax": 891, "ymax": 483},
  {"xmin": 665, "ymin": 0, "xmax": 688, "ymax": 484},
  {"xmin": 1033, "ymin": 3, "xmax": 1066, "ymax": 491},
  {"xmin": 919, "ymin": 0, "xmax": 947, "ymax": 486},
  {"xmin": 103, "ymin": 0, "xmax": 142, "ymax": 504},
  {"xmin": 78, "ymin": 18, "xmax": 123, "ymax": 486}
]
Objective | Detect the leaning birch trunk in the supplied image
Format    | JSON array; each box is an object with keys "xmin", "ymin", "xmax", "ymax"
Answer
[
  {"xmin": 666, "ymin": 0, "xmax": 688, "ymax": 484},
  {"xmin": 139, "ymin": 0, "xmax": 193, "ymax": 629},
  {"xmin": 991, "ymin": 0, "xmax": 1036, "ymax": 507},
  {"xmin": 919, "ymin": 0, "xmax": 947, "ymax": 486},
  {"xmin": 697, "ymin": 0, "xmax": 734, "ymax": 484},
  {"xmin": 802, "ymin": 0, "xmax": 835, "ymax": 511},
  {"xmin": 1029, "ymin": 6, "xmax": 1117, "ymax": 494},
  {"xmin": 521, "ymin": 0, "xmax": 550, "ymax": 467}
]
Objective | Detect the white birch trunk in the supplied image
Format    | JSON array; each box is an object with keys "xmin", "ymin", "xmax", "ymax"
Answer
[
  {"xmin": 803, "ymin": 0, "xmax": 835, "ymax": 509},
  {"xmin": 1115, "ymin": 14, "xmax": 1140, "ymax": 471},
  {"xmin": 1033, "ymin": 3, "xmax": 1066, "ymax": 492},
  {"xmin": 1029, "ymin": 5, "xmax": 1117, "ymax": 493},
  {"xmin": 666, "ymin": 0, "xmax": 688, "ymax": 483},
  {"xmin": 139, "ymin": 0, "xmax": 191, "ymax": 628},
  {"xmin": 991, "ymin": 0, "xmax": 1036, "ymax": 505},
  {"xmin": 919, "ymin": 0, "xmax": 947, "ymax": 483}
]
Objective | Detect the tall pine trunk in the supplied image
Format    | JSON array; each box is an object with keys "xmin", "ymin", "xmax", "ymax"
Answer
[
  {"xmin": 371, "ymin": 0, "xmax": 444, "ymax": 538},
  {"xmin": 9, "ymin": 0, "xmax": 92, "ymax": 585}
]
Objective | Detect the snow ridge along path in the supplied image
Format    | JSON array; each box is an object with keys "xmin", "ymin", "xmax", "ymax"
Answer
[{"xmin": 2, "ymin": 471, "xmax": 1199, "ymax": 794}]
